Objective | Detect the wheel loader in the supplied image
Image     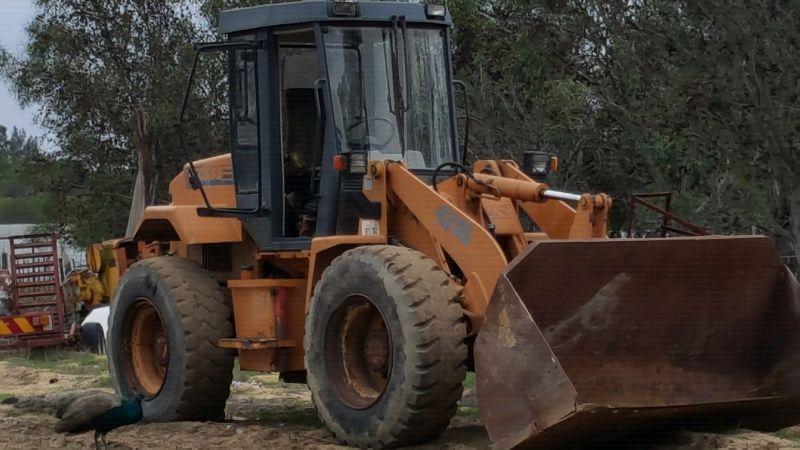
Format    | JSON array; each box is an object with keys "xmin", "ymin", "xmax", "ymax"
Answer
[{"xmin": 97, "ymin": 1, "xmax": 800, "ymax": 448}]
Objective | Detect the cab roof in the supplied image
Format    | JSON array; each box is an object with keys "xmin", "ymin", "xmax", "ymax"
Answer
[{"xmin": 218, "ymin": 1, "xmax": 452, "ymax": 34}]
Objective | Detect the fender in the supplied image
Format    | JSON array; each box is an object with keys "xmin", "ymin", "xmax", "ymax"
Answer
[
  {"xmin": 132, "ymin": 153, "xmax": 242, "ymax": 244},
  {"xmin": 133, "ymin": 206, "xmax": 242, "ymax": 244}
]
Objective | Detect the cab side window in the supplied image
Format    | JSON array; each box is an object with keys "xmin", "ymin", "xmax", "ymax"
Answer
[
  {"xmin": 231, "ymin": 48, "xmax": 259, "ymax": 194},
  {"xmin": 277, "ymin": 30, "xmax": 322, "ymax": 237}
]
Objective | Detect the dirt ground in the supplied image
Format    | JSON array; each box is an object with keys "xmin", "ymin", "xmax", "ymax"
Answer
[{"xmin": 1, "ymin": 350, "xmax": 799, "ymax": 449}]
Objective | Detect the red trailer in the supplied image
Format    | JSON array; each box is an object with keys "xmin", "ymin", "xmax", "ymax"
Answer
[{"xmin": 0, "ymin": 233, "xmax": 68, "ymax": 350}]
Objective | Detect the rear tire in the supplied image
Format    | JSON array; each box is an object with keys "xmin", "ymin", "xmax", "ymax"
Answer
[
  {"xmin": 305, "ymin": 245, "xmax": 468, "ymax": 448},
  {"xmin": 108, "ymin": 256, "xmax": 234, "ymax": 421},
  {"xmin": 80, "ymin": 322, "xmax": 105, "ymax": 354}
]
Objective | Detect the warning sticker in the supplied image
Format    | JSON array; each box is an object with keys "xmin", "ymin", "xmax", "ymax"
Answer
[{"xmin": 359, "ymin": 219, "xmax": 380, "ymax": 236}]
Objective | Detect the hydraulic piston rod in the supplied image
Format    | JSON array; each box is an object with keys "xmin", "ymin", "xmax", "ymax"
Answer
[
  {"xmin": 541, "ymin": 190, "xmax": 582, "ymax": 202},
  {"xmin": 468, "ymin": 173, "xmax": 585, "ymax": 203}
]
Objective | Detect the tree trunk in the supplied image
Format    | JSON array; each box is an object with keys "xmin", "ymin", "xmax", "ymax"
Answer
[
  {"xmin": 772, "ymin": 173, "xmax": 800, "ymax": 277},
  {"xmin": 788, "ymin": 190, "xmax": 800, "ymax": 276},
  {"xmin": 125, "ymin": 100, "xmax": 157, "ymax": 238}
]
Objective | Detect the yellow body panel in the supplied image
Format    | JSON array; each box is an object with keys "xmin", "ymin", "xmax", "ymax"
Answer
[
  {"xmin": 132, "ymin": 153, "xmax": 242, "ymax": 244},
  {"xmin": 134, "ymin": 205, "xmax": 242, "ymax": 244}
]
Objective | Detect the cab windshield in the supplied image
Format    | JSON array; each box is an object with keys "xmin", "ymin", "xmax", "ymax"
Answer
[{"xmin": 324, "ymin": 26, "xmax": 454, "ymax": 169}]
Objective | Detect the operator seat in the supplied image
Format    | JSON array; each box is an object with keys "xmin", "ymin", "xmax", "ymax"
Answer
[{"xmin": 283, "ymin": 88, "xmax": 320, "ymax": 236}]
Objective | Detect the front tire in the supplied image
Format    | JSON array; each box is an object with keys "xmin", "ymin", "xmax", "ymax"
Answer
[
  {"xmin": 305, "ymin": 245, "xmax": 468, "ymax": 447},
  {"xmin": 108, "ymin": 256, "xmax": 234, "ymax": 421}
]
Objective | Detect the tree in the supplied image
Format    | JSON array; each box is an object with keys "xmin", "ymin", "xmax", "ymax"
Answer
[
  {"xmin": 2, "ymin": 0, "xmax": 799, "ymax": 275},
  {"xmin": 449, "ymin": 0, "xmax": 800, "ymax": 270},
  {"xmin": 0, "ymin": 0, "xmax": 231, "ymax": 245},
  {"xmin": 0, "ymin": 125, "xmax": 50, "ymax": 224},
  {"xmin": 0, "ymin": 125, "xmax": 40, "ymax": 160}
]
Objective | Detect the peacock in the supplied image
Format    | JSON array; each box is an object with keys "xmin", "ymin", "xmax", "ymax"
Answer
[{"xmin": 56, "ymin": 392, "xmax": 143, "ymax": 449}]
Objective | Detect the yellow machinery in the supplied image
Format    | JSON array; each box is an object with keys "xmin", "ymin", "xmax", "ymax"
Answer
[{"xmin": 97, "ymin": 2, "xmax": 800, "ymax": 448}]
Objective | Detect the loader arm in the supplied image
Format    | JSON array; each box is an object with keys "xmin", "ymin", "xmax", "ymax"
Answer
[
  {"xmin": 502, "ymin": 178, "xmax": 578, "ymax": 239},
  {"xmin": 373, "ymin": 161, "xmax": 509, "ymax": 318},
  {"xmin": 477, "ymin": 160, "xmax": 611, "ymax": 239},
  {"xmin": 363, "ymin": 160, "xmax": 612, "ymax": 322}
]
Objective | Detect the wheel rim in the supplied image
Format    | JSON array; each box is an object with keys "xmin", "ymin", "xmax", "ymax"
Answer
[
  {"xmin": 325, "ymin": 294, "xmax": 391, "ymax": 409},
  {"xmin": 123, "ymin": 298, "xmax": 168, "ymax": 397}
]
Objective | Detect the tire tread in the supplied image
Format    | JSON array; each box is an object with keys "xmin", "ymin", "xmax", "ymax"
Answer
[
  {"xmin": 306, "ymin": 245, "xmax": 468, "ymax": 448},
  {"xmin": 120, "ymin": 256, "xmax": 233, "ymax": 421}
]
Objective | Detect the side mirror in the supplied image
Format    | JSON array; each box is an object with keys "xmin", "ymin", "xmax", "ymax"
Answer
[{"xmin": 522, "ymin": 151, "xmax": 558, "ymax": 180}]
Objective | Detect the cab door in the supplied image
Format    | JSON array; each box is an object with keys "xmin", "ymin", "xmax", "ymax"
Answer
[
  {"xmin": 230, "ymin": 43, "xmax": 261, "ymax": 211},
  {"xmin": 230, "ymin": 27, "xmax": 336, "ymax": 251}
]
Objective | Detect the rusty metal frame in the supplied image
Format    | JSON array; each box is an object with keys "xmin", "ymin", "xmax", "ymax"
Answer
[
  {"xmin": 2, "ymin": 233, "xmax": 68, "ymax": 350},
  {"xmin": 626, "ymin": 192, "xmax": 709, "ymax": 237}
]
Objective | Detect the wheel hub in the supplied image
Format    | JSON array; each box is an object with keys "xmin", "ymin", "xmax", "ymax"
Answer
[
  {"xmin": 123, "ymin": 298, "xmax": 168, "ymax": 397},
  {"xmin": 364, "ymin": 317, "xmax": 389, "ymax": 373},
  {"xmin": 325, "ymin": 295, "xmax": 391, "ymax": 409}
]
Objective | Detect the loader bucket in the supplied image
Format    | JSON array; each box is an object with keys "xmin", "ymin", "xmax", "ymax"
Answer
[{"xmin": 475, "ymin": 236, "xmax": 800, "ymax": 449}]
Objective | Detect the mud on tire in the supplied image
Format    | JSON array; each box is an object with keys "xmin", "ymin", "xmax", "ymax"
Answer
[
  {"xmin": 304, "ymin": 245, "xmax": 468, "ymax": 448},
  {"xmin": 108, "ymin": 256, "xmax": 234, "ymax": 421}
]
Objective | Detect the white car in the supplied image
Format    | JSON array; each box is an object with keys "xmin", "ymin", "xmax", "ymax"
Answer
[{"xmin": 80, "ymin": 305, "xmax": 109, "ymax": 354}]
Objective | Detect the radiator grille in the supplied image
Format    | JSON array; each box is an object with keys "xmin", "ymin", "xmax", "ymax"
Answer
[{"xmin": 202, "ymin": 243, "xmax": 233, "ymax": 272}]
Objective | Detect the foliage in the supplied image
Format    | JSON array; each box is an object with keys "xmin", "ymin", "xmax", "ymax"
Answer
[
  {"xmin": 0, "ymin": 0, "xmax": 234, "ymax": 245},
  {"xmin": 448, "ymin": 0, "xmax": 800, "ymax": 269},
  {"xmin": 0, "ymin": 125, "xmax": 50, "ymax": 224},
  {"xmin": 0, "ymin": 0, "xmax": 798, "ymax": 273}
]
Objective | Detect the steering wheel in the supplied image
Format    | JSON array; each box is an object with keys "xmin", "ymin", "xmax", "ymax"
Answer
[{"xmin": 346, "ymin": 116, "xmax": 396, "ymax": 150}]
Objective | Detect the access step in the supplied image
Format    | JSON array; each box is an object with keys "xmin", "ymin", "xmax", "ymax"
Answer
[{"xmin": 217, "ymin": 338, "xmax": 295, "ymax": 350}]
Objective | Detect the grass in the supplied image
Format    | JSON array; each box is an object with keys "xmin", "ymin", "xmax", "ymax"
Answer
[
  {"xmin": 252, "ymin": 404, "xmax": 323, "ymax": 427},
  {"xmin": 463, "ymin": 372, "xmax": 476, "ymax": 389},
  {"xmin": 232, "ymin": 360, "xmax": 262, "ymax": 383},
  {"xmin": 244, "ymin": 370, "xmax": 480, "ymax": 423},
  {"xmin": 0, "ymin": 393, "xmax": 12, "ymax": 403},
  {"xmin": 0, "ymin": 351, "xmax": 482, "ymax": 421},
  {"xmin": 0, "ymin": 350, "xmax": 108, "ymax": 376},
  {"xmin": 231, "ymin": 361, "xmax": 287, "ymax": 388},
  {"xmin": 774, "ymin": 428, "xmax": 800, "ymax": 443},
  {"xmin": 457, "ymin": 406, "xmax": 481, "ymax": 417},
  {"xmin": 1, "ymin": 351, "xmax": 272, "ymax": 387},
  {"xmin": 93, "ymin": 373, "xmax": 111, "ymax": 387}
]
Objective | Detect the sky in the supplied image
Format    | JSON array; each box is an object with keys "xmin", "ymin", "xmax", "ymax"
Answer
[{"xmin": 0, "ymin": 1, "xmax": 45, "ymax": 139}]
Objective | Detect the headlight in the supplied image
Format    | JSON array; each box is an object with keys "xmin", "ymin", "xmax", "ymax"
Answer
[
  {"xmin": 426, "ymin": 4, "xmax": 447, "ymax": 19},
  {"xmin": 330, "ymin": 1, "xmax": 359, "ymax": 17},
  {"xmin": 522, "ymin": 151, "xmax": 553, "ymax": 177}
]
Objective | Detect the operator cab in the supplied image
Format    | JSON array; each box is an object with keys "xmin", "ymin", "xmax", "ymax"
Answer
[{"xmin": 188, "ymin": 1, "xmax": 459, "ymax": 250}]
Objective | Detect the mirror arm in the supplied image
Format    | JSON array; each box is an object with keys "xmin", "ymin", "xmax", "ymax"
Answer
[
  {"xmin": 454, "ymin": 80, "xmax": 470, "ymax": 165},
  {"xmin": 178, "ymin": 40, "xmax": 265, "ymax": 219}
]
